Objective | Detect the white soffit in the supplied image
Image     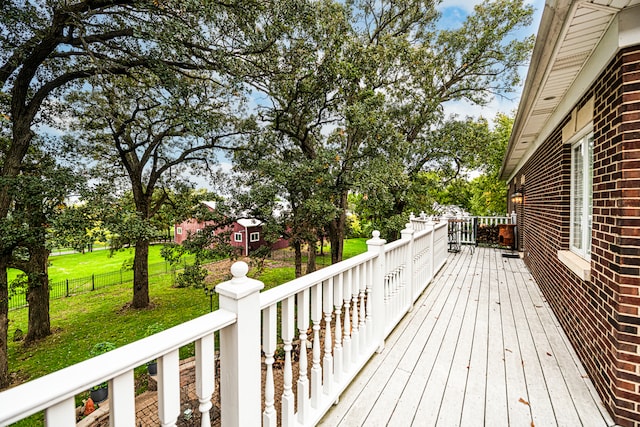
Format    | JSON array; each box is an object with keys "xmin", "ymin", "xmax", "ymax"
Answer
[{"xmin": 502, "ymin": 0, "xmax": 640, "ymax": 180}]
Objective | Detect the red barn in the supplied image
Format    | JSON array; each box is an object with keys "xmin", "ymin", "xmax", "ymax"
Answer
[{"xmin": 174, "ymin": 202, "xmax": 288, "ymax": 256}]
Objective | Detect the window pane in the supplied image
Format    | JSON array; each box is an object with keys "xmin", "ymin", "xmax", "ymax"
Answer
[
  {"xmin": 572, "ymin": 142, "xmax": 584, "ymax": 251},
  {"xmin": 570, "ymin": 131, "xmax": 594, "ymax": 259}
]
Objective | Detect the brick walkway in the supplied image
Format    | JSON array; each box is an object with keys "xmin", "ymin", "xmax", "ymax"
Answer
[{"xmin": 78, "ymin": 358, "xmax": 221, "ymax": 427}]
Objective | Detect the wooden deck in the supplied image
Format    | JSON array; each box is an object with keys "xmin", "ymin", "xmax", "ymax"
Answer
[{"xmin": 319, "ymin": 246, "xmax": 616, "ymax": 427}]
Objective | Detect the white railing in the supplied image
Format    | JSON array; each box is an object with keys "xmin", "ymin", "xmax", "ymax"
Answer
[
  {"xmin": 0, "ymin": 221, "xmax": 448, "ymax": 427},
  {"xmin": 410, "ymin": 213, "xmax": 513, "ymax": 246}
]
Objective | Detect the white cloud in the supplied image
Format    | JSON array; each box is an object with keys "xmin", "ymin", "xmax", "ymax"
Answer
[
  {"xmin": 442, "ymin": 95, "xmax": 520, "ymax": 126},
  {"xmin": 437, "ymin": 0, "xmax": 484, "ymax": 14},
  {"xmin": 438, "ymin": 0, "xmax": 544, "ymax": 16}
]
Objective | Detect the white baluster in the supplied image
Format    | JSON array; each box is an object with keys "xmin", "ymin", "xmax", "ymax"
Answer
[
  {"xmin": 158, "ymin": 349, "xmax": 180, "ymax": 427},
  {"xmin": 281, "ymin": 296, "xmax": 295, "ymax": 427},
  {"xmin": 311, "ymin": 283, "xmax": 322, "ymax": 409},
  {"xmin": 297, "ymin": 289, "xmax": 310, "ymax": 423},
  {"xmin": 384, "ymin": 274, "xmax": 390, "ymax": 330},
  {"xmin": 342, "ymin": 269, "xmax": 352, "ymax": 370},
  {"xmin": 263, "ymin": 305, "xmax": 277, "ymax": 427},
  {"xmin": 110, "ymin": 370, "xmax": 135, "ymax": 425},
  {"xmin": 402, "ymin": 224, "xmax": 415, "ymax": 309},
  {"xmin": 333, "ymin": 272, "xmax": 344, "ymax": 382},
  {"xmin": 45, "ymin": 397, "xmax": 75, "ymax": 426},
  {"xmin": 196, "ymin": 334, "xmax": 215, "ymax": 427},
  {"xmin": 323, "ymin": 278, "xmax": 334, "ymax": 396},
  {"xmin": 351, "ymin": 266, "xmax": 360, "ymax": 360},
  {"xmin": 365, "ymin": 260, "xmax": 373, "ymax": 344},
  {"xmin": 358, "ymin": 264, "xmax": 367, "ymax": 350}
]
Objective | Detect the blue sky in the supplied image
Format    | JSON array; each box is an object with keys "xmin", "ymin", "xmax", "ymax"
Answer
[{"xmin": 438, "ymin": 0, "xmax": 545, "ymax": 122}]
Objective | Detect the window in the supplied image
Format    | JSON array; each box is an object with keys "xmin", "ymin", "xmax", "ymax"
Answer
[
  {"xmin": 176, "ymin": 227, "xmax": 182, "ymax": 235},
  {"xmin": 234, "ymin": 232, "xmax": 243, "ymax": 242},
  {"xmin": 250, "ymin": 232, "xmax": 260, "ymax": 242},
  {"xmin": 570, "ymin": 130, "xmax": 593, "ymax": 260}
]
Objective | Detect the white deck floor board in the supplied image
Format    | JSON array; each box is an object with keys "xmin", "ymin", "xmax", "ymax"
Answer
[
  {"xmin": 495, "ymin": 252, "xmax": 533, "ymax": 426},
  {"xmin": 483, "ymin": 249, "xmax": 509, "ymax": 427},
  {"xmin": 435, "ymin": 247, "xmax": 482, "ymax": 427},
  {"xmin": 319, "ymin": 247, "xmax": 615, "ymax": 427},
  {"xmin": 386, "ymin": 252, "xmax": 471, "ymax": 426},
  {"xmin": 459, "ymin": 247, "xmax": 490, "ymax": 426},
  {"xmin": 502, "ymin": 256, "xmax": 557, "ymax": 427}
]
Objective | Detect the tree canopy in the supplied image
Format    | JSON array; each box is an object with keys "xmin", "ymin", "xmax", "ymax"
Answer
[
  {"xmin": 0, "ymin": 0, "xmax": 533, "ymax": 389},
  {"xmin": 234, "ymin": 0, "xmax": 533, "ymax": 258}
]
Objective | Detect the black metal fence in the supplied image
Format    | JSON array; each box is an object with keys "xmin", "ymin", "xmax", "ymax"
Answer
[{"xmin": 8, "ymin": 258, "xmax": 193, "ymax": 311}]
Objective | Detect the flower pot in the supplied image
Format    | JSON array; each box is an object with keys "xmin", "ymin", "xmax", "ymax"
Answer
[
  {"xmin": 90, "ymin": 385, "xmax": 108, "ymax": 403},
  {"xmin": 147, "ymin": 361, "xmax": 157, "ymax": 376}
]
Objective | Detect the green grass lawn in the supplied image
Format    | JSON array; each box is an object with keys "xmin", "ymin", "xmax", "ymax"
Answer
[
  {"xmin": 8, "ymin": 274, "xmax": 209, "ymax": 382},
  {"xmin": 7, "ymin": 238, "xmax": 368, "ymax": 384},
  {"xmin": 8, "ymin": 245, "xmax": 170, "ymax": 284},
  {"xmin": 259, "ymin": 238, "xmax": 369, "ymax": 289},
  {"xmin": 4, "ymin": 238, "xmax": 367, "ymax": 426}
]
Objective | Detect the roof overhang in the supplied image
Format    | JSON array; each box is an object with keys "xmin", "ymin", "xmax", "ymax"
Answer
[
  {"xmin": 237, "ymin": 218, "xmax": 263, "ymax": 228},
  {"xmin": 501, "ymin": 0, "xmax": 640, "ymax": 181}
]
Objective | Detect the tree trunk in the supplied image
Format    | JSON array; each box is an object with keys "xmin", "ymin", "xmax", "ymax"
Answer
[
  {"xmin": 132, "ymin": 239, "xmax": 150, "ymax": 308},
  {"xmin": 293, "ymin": 241, "xmax": 302, "ymax": 278},
  {"xmin": 0, "ymin": 125, "xmax": 35, "ymax": 387},
  {"xmin": 306, "ymin": 240, "xmax": 316, "ymax": 274},
  {"xmin": 0, "ymin": 255, "xmax": 9, "ymax": 389},
  {"xmin": 25, "ymin": 245, "xmax": 51, "ymax": 343},
  {"xmin": 328, "ymin": 190, "xmax": 349, "ymax": 264}
]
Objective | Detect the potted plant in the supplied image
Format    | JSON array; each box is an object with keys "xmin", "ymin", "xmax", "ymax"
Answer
[
  {"xmin": 145, "ymin": 322, "xmax": 164, "ymax": 375},
  {"xmin": 88, "ymin": 341, "xmax": 116, "ymax": 403}
]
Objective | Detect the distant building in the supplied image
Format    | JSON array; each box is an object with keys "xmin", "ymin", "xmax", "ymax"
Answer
[{"xmin": 174, "ymin": 202, "xmax": 288, "ymax": 256}]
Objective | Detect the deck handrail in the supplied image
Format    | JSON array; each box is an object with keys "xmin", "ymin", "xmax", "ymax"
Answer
[
  {"xmin": 0, "ymin": 221, "xmax": 449, "ymax": 427},
  {"xmin": 0, "ymin": 310, "xmax": 237, "ymax": 425},
  {"xmin": 411, "ymin": 214, "xmax": 513, "ymax": 246}
]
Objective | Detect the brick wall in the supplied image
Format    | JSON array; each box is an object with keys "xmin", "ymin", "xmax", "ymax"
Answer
[{"xmin": 512, "ymin": 46, "xmax": 640, "ymax": 426}]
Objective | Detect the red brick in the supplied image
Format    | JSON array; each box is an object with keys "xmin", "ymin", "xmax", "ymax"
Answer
[{"xmin": 514, "ymin": 46, "xmax": 640, "ymax": 425}]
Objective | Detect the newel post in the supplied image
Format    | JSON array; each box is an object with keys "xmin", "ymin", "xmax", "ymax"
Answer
[
  {"xmin": 367, "ymin": 230, "xmax": 386, "ymax": 353},
  {"xmin": 401, "ymin": 223, "xmax": 415, "ymax": 310},
  {"xmin": 216, "ymin": 262, "xmax": 264, "ymax": 427}
]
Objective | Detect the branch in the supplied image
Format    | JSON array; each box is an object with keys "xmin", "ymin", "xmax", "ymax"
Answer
[{"xmin": 66, "ymin": 29, "xmax": 134, "ymax": 47}]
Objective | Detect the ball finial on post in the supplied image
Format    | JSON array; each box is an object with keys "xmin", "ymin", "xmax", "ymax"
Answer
[{"xmin": 230, "ymin": 261, "xmax": 249, "ymax": 280}]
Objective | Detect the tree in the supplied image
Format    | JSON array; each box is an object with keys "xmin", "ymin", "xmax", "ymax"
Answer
[
  {"xmin": 233, "ymin": 128, "xmax": 338, "ymax": 277},
  {"xmin": 466, "ymin": 113, "xmax": 513, "ymax": 215},
  {"xmin": 3, "ymin": 148, "xmax": 83, "ymax": 343},
  {"xmin": 49, "ymin": 202, "xmax": 98, "ymax": 254},
  {"xmin": 0, "ymin": 0, "xmax": 278, "ymax": 387},
  {"xmin": 67, "ymin": 72, "xmax": 247, "ymax": 308},
  {"xmin": 354, "ymin": 112, "xmax": 514, "ymax": 232},
  {"xmin": 239, "ymin": 0, "xmax": 533, "ymax": 261}
]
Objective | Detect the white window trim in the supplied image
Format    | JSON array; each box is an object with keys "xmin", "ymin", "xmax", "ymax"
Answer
[
  {"xmin": 176, "ymin": 227, "xmax": 182, "ymax": 235},
  {"xmin": 250, "ymin": 232, "xmax": 260, "ymax": 242},
  {"xmin": 569, "ymin": 126, "xmax": 593, "ymax": 261},
  {"xmin": 234, "ymin": 232, "xmax": 243, "ymax": 242},
  {"xmin": 558, "ymin": 250, "xmax": 591, "ymax": 282}
]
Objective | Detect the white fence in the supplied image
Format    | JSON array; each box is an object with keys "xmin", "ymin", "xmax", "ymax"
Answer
[
  {"xmin": 411, "ymin": 214, "xmax": 514, "ymax": 246},
  {"xmin": 0, "ymin": 221, "xmax": 448, "ymax": 427}
]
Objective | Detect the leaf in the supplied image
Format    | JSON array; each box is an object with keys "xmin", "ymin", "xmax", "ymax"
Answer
[{"xmin": 519, "ymin": 397, "xmax": 530, "ymax": 406}]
